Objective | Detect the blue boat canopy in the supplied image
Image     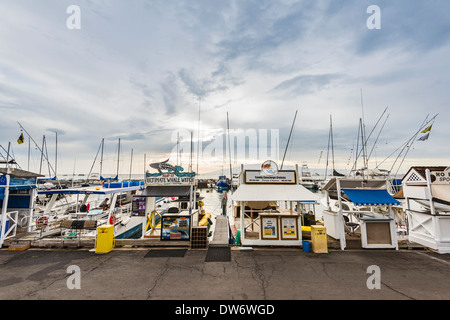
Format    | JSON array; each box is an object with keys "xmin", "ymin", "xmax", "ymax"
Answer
[{"xmin": 342, "ymin": 188, "xmax": 400, "ymax": 206}]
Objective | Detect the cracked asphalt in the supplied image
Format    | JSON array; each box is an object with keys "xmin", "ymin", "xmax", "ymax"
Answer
[{"xmin": 1, "ymin": 247, "xmax": 450, "ymax": 300}]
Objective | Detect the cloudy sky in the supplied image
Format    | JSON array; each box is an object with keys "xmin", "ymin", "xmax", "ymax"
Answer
[{"xmin": 0, "ymin": 0, "xmax": 449, "ymax": 178}]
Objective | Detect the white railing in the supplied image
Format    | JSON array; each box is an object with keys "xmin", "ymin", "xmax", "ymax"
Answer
[{"xmin": 0, "ymin": 211, "xmax": 18, "ymax": 247}]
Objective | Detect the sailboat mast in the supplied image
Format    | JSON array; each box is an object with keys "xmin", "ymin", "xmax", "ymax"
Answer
[
  {"xmin": 55, "ymin": 131, "xmax": 58, "ymax": 178},
  {"xmin": 227, "ymin": 112, "xmax": 233, "ymax": 191},
  {"xmin": 129, "ymin": 148, "xmax": 133, "ymax": 181},
  {"xmin": 281, "ymin": 110, "xmax": 298, "ymax": 170},
  {"xmin": 116, "ymin": 138, "xmax": 121, "ymax": 180},
  {"xmin": 39, "ymin": 135, "xmax": 45, "ymax": 175},
  {"xmin": 100, "ymin": 138, "xmax": 104, "ymax": 178},
  {"xmin": 330, "ymin": 115, "xmax": 335, "ymax": 173}
]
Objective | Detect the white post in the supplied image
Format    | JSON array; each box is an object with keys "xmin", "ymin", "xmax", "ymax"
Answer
[
  {"xmin": 28, "ymin": 187, "xmax": 37, "ymax": 232},
  {"xmin": 425, "ymin": 168, "xmax": 440, "ymax": 245},
  {"xmin": 1, "ymin": 174, "xmax": 10, "ymax": 248},
  {"xmin": 336, "ymin": 178, "xmax": 346, "ymax": 250},
  {"xmin": 425, "ymin": 169, "xmax": 436, "ymax": 216}
]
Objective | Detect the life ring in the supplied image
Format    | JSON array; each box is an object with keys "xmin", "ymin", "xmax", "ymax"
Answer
[
  {"xmin": 109, "ymin": 215, "xmax": 116, "ymax": 225},
  {"xmin": 36, "ymin": 215, "xmax": 48, "ymax": 228}
]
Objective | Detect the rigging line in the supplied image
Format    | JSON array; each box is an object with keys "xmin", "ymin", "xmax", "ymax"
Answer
[
  {"xmin": 86, "ymin": 140, "xmax": 103, "ymax": 182},
  {"xmin": 351, "ymin": 119, "xmax": 361, "ymax": 173},
  {"xmin": 351, "ymin": 107, "xmax": 388, "ymax": 171},
  {"xmin": 281, "ymin": 110, "xmax": 298, "ymax": 170},
  {"xmin": 388, "ymin": 114, "xmax": 436, "ymax": 174},
  {"xmin": 367, "ymin": 113, "xmax": 390, "ymax": 162},
  {"xmin": 17, "ymin": 122, "xmax": 63, "ymax": 189}
]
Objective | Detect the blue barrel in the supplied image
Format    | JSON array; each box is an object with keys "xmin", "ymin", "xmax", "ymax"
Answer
[{"xmin": 302, "ymin": 240, "xmax": 311, "ymax": 252}]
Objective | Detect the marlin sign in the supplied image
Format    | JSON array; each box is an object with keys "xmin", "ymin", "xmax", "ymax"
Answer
[{"xmin": 146, "ymin": 159, "xmax": 195, "ymax": 186}]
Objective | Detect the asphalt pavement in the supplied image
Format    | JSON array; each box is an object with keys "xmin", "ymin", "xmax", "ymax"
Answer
[{"xmin": 1, "ymin": 247, "xmax": 450, "ymax": 302}]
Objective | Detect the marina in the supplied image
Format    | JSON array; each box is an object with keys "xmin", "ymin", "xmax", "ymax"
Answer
[{"xmin": 1, "ymin": 158, "xmax": 445, "ymax": 253}]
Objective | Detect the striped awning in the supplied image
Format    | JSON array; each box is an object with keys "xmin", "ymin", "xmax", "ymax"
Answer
[{"xmin": 342, "ymin": 188, "xmax": 400, "ymax": 206}]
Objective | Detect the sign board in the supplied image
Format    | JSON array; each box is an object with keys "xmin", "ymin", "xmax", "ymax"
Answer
[
  {"xmin": 261, "ymin": 216, "xmax": 279, "ymax": 240},
  {"xmin": 145, "ymin": 173, "xmax": 195, "ymax": 186},
  {"xmin": 146, "ymin": 161, "xmax": 195, "ymax": 186},
  {"xmin": 280, "ymin": 217, "xmax": 299, "ymax": 240},
  {"xmin": 131, "ymin": 196, "xmax": 146, "ymax": 216},
  {"xmin": 161, "ymin": 215, "xmax": 191, "ymax": 241},
  {"xmin": 431, "ymin": 167, "xmax": 450, "ymax": 184},
  {"xmin": 245, "ymin": 170, "xmax": 296, "ymax": 184},
  {"xmin": 261, "ymin": 160, "xmax": 278, "ymax": 176}
]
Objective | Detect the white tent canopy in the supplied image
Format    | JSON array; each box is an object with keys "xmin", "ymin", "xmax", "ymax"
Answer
[{"xmin": 231, "ymin": 184, "xmax": 318, "ymax": 202}]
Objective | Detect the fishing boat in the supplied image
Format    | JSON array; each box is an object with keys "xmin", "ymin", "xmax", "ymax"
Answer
[
  {"xmin": 141, "ymin": 160, "xmax": 213, "ymax": 242},
  {"xmin": 402, "ymin": 166, "xmax": 450, "ymax": 253},
  {"xmin": 321, "ymin": 177, "xmax": 401, "ymax": 250},
  {"xmin": 36, "ymin": 181, "xmax": 148, "ymax": 239},
  {"xmin": 216, "ymin": 175, "xmax": 230, "ymax": 192},
  {"xmin": 0, "ymin": 165, "xmax": 43, "ymax": 248},
  {"xmin": 299, "ymin": 162, "xmax": 321, "ymax": 192}
]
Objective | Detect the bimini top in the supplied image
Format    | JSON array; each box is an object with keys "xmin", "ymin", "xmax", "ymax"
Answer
[
  {"xmin": 140, "ymin": 185, "xmax": 192, "ymax": 197},
  {"xmin": 342, "ymin": 188, "xmax": 400, "ymax": 206},
  {"xmin": 38, "ymin": 184, "xmax": 144, "ymax": 195},
  {"xmin": 231, "ymin": 184, "xmax": 318, "ymax": 203}
]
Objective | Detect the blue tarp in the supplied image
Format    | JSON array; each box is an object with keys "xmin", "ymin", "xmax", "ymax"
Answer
[{"xmin": 342, "ymin": 188, "xmax": 400, "ymax": 206}]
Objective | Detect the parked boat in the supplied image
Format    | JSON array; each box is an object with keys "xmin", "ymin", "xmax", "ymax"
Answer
[{"xmin": 36, "ymin": 182, "xmax": 147, "ymax": 239}]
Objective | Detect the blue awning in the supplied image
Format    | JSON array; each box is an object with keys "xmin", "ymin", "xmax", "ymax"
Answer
[{"xmin": 342, "ymin": 188, "xmax": 400, "ymax": 206}]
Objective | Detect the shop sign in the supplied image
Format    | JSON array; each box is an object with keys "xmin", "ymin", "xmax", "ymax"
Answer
[
  {"xmin": 245, "ymin": 170, "xmax": 296, "ymax": 184},
  {"xmin": 431, "ymin": 167, "xmax": 450, "ymax": 184}
]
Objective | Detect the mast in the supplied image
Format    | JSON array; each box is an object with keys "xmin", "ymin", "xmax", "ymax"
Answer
[
  {"xmin": 197, "ymin": 98, "xmax": 201, "ymax": 176},
  {"xmin": 55, "ymin": 131, "xmax": 58, "ymax": 178},
  {"xmin": 100, "ymin": 138, "xmax": 104, "ymax": 178},
  {"xmin": 330, "ymin": 115, "xmax": 335, "ymax": 173},
  {"xmin": 116, "ymin": 138, "xmax": 121, "ymax": 180},
  {"xmin": 129, "ymin": 148, "xmax": 133, "ymax": 181},
  {"xmin": 227, "ymin": 112, "xmax": 233, "ymax": 192},
  {"xmin": 39, "ymin": 135, "xmax": 45, "ymax": 175},
  {"xmin": 281, "ymin": 110, "xmax": 298, "ymax": 170}
]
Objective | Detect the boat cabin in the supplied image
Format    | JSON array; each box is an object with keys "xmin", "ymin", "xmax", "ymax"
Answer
[{"xmin": 0, "ymin": 168, "xmax": 43, "ymax": 248}]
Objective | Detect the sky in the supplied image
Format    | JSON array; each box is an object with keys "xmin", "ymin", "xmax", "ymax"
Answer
[{"xmin": 0, "ymin": 0, "xmax": 449, "ymax": 178}]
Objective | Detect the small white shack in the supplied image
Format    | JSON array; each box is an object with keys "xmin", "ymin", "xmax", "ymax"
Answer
[{"xmin": 230, "ymin": 163, "xmax": 319, "ymax": 247}]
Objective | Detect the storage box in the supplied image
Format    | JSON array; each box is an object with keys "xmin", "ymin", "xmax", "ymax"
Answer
[
  {"xmin": 95, "ymin": 225, "xmax": 115, "ymax": 254},
  {"xmin": 310, "ymin": 225, "xmax": 328, "ymax": 253}
]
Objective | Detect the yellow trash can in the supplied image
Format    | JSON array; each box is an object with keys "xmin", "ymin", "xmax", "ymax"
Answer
[
  {"xmin": 96, "ymin": 225, "xmax": 115, "ymax": 254},
  {"xmin": 310, "ymin": 225, "xmax": 328, "ymax": 253}
]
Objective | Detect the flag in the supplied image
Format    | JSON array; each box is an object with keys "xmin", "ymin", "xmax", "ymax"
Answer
[
  {"xmin": 417, "ymin": 132, "xmax": 430, "ymax": 141},
  {"xmin": 17, "ymin": 133, "xmax": 24, "ymax": 144},
  {"xmin": 421, "ymin": 124, "xmax": 433, "ymax": 133}
]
